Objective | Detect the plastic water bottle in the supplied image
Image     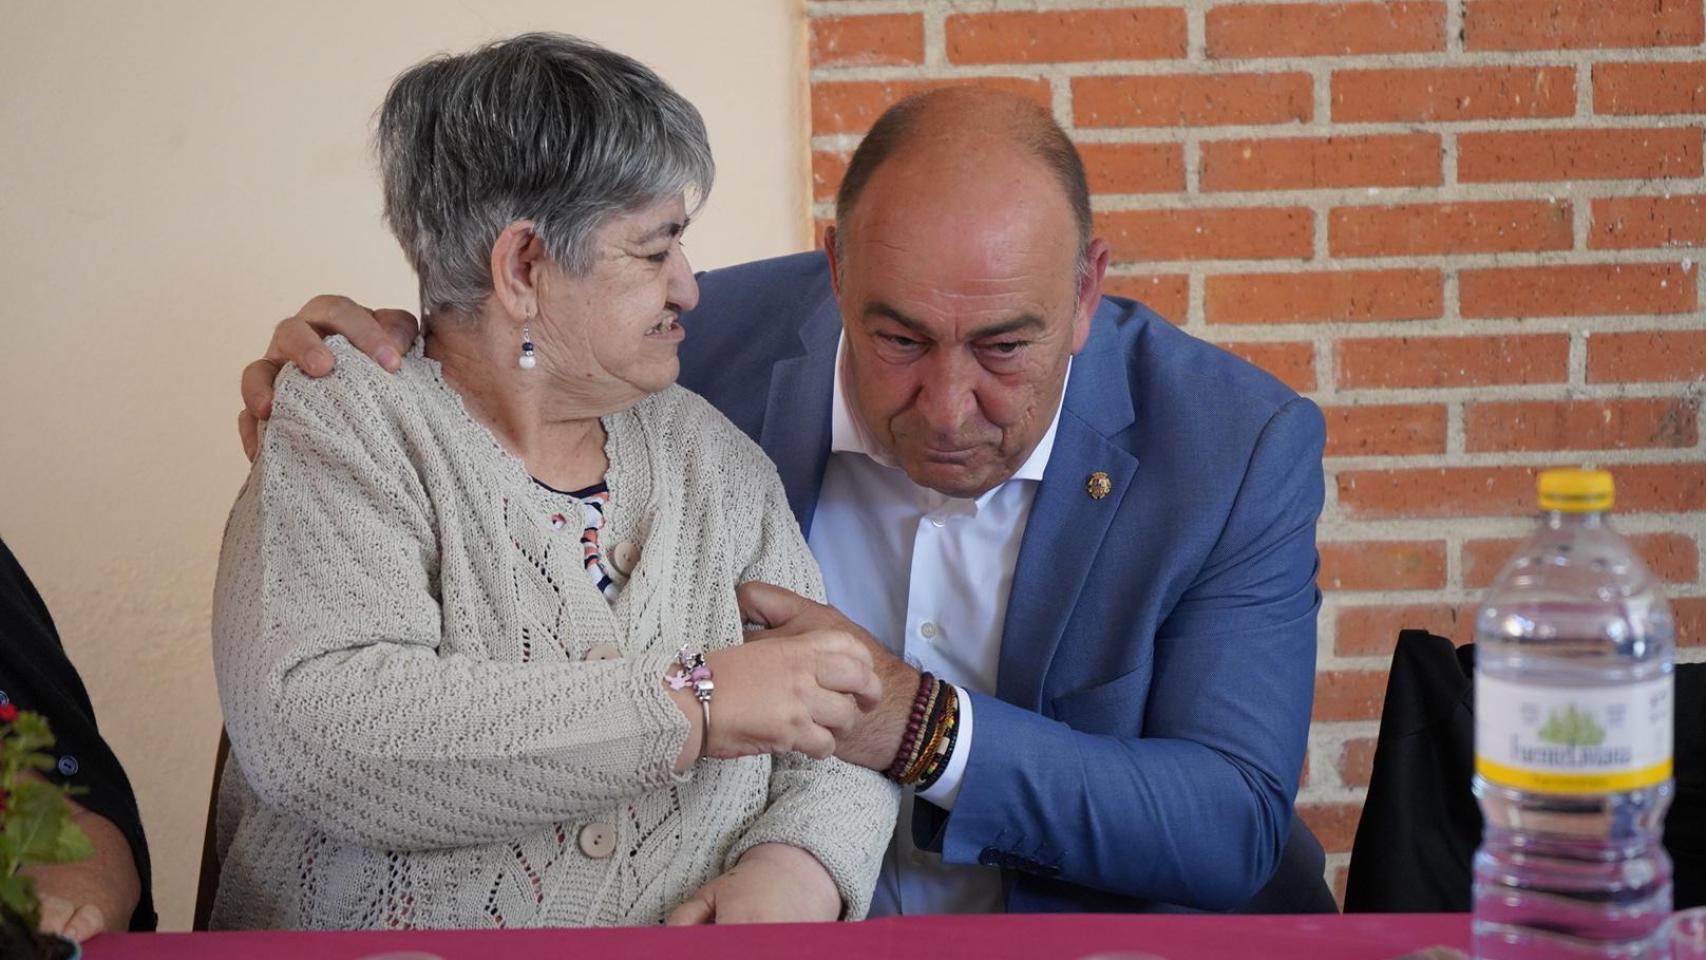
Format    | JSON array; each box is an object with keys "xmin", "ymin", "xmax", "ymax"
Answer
[{"xmin": 1472, "ymin": 469, "xmax": 1675, "ymax": 959}]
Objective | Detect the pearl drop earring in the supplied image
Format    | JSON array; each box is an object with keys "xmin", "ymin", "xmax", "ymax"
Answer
[{"xmin": 519, "ymin": 322, "xmax": 536, "ymax": 370}]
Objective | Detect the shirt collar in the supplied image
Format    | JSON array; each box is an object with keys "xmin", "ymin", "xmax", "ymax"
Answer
[{"xmin": 828, "ymin": 334, "xmax": 1068, "ymax": 502}]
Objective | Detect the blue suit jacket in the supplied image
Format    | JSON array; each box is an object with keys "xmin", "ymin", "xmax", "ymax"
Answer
[{"xmin": 678, "ymin": 252, "xmax": 1325, "ymax": 913}]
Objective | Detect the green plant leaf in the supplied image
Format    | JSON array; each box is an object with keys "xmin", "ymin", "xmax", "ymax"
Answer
[
  {"xmin": 0, "ymin": 874, "xmax": 39, "ymax": 928},
  {"xmin": 49, "ymin": 819, "xmax": 92, "ymax": 863}
]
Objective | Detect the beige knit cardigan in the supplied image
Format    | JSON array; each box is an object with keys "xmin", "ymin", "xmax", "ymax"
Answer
[{"xmin": 210, "ymin": 337, "xmax": 896, "ymax": 929}]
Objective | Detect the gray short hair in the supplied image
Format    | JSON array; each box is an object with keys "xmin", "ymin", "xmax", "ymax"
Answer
[{"xmin": 376, "ymin": 32, "xmax": 714, "ymax": 315}]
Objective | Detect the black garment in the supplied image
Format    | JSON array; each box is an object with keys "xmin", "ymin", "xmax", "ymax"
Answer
[
  {"xmin": 1344, "ymin": 629, "xmax": 1706, "ymax": 913},
  {"xmin": 0, "ymin": 537, "xmax": 156, "ymax": 931}
]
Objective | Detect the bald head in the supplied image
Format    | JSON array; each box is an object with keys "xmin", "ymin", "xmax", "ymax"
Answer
[
  {"xmin": 822, "ymin": 86, "xmax": 1110, "ymax": 500},
  {"xmin": 833, "ymin": 87, "xmax": 1092, "ymax": 267}
]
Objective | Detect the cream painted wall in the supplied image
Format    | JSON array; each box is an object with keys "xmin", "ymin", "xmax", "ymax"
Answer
[{"xmin": 0, "ymin": 0, "xmax": 807, "ymax": 930}]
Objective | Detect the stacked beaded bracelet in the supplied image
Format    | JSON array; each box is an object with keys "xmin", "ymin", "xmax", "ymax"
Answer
[
  {"xmin": 886, "ymin": 672, "xmax": 938, "ymax": 781},
  {"xmin": 886, "ymin": 672, "xmax": 960, "ymax": 787},
  {"xmin": 913, "ymin": 688, "xmax": 960, "ymax": 792},
  {"xmin": 667, "ymin": 644, "xmax": 714, "ymax": 762}
]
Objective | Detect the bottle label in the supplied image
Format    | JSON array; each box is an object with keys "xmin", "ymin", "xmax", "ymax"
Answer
[{"xmin": 1475, "ymin": 673, "xmax": 1672, "ymax": 794}]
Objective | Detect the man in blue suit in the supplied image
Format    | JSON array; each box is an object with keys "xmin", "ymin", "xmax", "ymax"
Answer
[{"xmin": 238, "ymin": 88, "xmax": 1328, "ymax": 916}]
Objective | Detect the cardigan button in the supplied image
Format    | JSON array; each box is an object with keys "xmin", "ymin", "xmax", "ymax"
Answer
[
  {"xmin": 583, "ymin": 644, "xmax": 622, "ymax": 661},
  {"xmin": 578, "ymin": 823, "xmax": 616, "ymax": 859},
  {"xmin": 609, "ymin": 541, "xmax": 640, "ymax": 575}
]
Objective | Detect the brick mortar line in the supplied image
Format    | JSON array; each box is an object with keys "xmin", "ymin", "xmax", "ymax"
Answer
[
  {"xmin": 1320, "ymin": 446, "xmax": 1706, "ymax": 468},
  {"xmin": 1055, "ymin": 119, "xmax": 1706, "ymax": 141},
  {"xmin": 1311, "ymin": 205, "xmax": 1330, "ymax": 262},
  {"xmin": 1187, "ymin": 319, "xmax": 1705, "ymax": 344},
  {"xmin": 1568, "ymin": 329, "xmax": 1589, "ymax": 386},
  {"xmin": 808, "ymin": 0, "xmax": 1468, "ymax": 12},
  {"xmin": 1320, "ymin": 590, "xmax": 1706, "ymax": 617},
  {"xmin": 1183, "ymin": 134, "xmax": 1202, "ymax": 193},
  {"xmin": 1084, "ymin": 249, "xmax": 1703, "ymax": 268},
  {"xmin": 1445, "ymin": 527, "xmax": 1465, "ymax": 589},
  {"xmin": 1575, "ymin": 58, "xmax": 1595, "ymax": 118},
  {"xmin": 1314, "ymin": 330, "xmax": 1335, "ymax": 395},
  {"xmin": 810, "ymin": 49, "xmax": 1706, "ymax": 83},
  {"xmin": 922, "ymin": 4, "xmax": 947, "ymax": 71},
  {"xmin": 1306, "ymin": 722, "xmax": 1382, "ymax": 794},
  {"xmin": 1193, "ymin": 324, "xmax": 1705, "ymax": 347},
  {"xmin": 806, "ymin": 0, "xmax": 932, "ymax": 15},
  {"xmin": 814, "ymin": 198, "xmax": 1706, "ymax": 250},
  {"xmin": 1327, "ymin": 645, "xmax": 1706, "ymax": 670},
  {"xmin": 1205, "ymin": 313, "xmax": 1706, "ymax": 335},
  {"xmin": 1440, "ymin": 269, "xmax": 1461, "ymax": 324},
  {"xmin": 1323, "ymin": 852, "xmax": 1351, "ymax": 885},
  {"xmin": 1078, "ymin": 183, "xmax": 1706, "ymax": 206},
  {"xmin": 1446, "ymin": 397, "xmax": 1465, "ymax": 456},
  {"xmin": 1317, "ymin": 513, "xmax": 1706, "ymax": 540},
  {"xmin": 1309, "ymin": 62, "xmax": 1332, "ymax": 126},
  {"xmin": 1186, "ymin": 2, "xmax": 1206, "ymax": 63},
  {"xmin": 1297, "ymin": 784, "xmax": 1376, "ymax": 807},
  {"xmin": 1440, "ymin": 127, "xmax": 1459, "ymax": 190}
]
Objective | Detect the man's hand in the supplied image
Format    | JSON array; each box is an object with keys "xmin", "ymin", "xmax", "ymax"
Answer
[
  {"xmin": 665, "ymin": 843, "xmax": 841, "ymax": 925},
  {"xmin": 238, "ymin": 296, "xmax": 419, "ymax": 460},
  {"xmin": 736, "ymin": 581, "xmax": 920, "ymax": 772}
]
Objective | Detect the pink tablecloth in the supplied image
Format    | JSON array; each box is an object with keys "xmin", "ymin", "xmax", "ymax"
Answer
[{"xmin": 84, "ymin": 913, "xmax": 1471, "ymax": 960}]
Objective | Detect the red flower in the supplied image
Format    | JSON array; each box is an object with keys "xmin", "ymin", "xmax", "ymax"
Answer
[{"xmin": 0, "ymin": 703, "xmax": 16, "ymax": 723}]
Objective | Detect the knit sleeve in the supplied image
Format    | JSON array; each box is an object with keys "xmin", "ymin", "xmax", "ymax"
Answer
[
  {"xmin": 719, "ymin": 453, "xmax": 899, "ymax": 921},
  {"xmin": 211, "ymin": 365, "xmax": 689, "ymax": 852}
]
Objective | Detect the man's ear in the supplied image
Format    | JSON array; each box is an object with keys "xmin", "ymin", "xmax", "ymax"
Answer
[
  {"xmin": 823, "ymin": 224, "xmax": 843, "ymax": 302},
  {"xmin": 489, "ymin": 220, "xmax": 546, "ymax": 323},
  {"xmin": 1071, "ymin": 237, "xmax": 1110, "ymax": 355}
]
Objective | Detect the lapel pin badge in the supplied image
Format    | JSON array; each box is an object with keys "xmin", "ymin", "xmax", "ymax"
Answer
[{"xmin": 1087, "ymin": 471, "xmax": 1112, "ymax": 500}]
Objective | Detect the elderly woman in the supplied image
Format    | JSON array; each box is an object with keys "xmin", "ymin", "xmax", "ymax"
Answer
[{"xmin": 210, "ymin": 33, "xmax": 896, "ymax": 929}]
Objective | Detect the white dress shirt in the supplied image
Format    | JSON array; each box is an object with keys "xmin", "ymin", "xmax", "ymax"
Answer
[{"xmin": 806, "ymin": 337, "xmax": 1065, "ymax": 917}]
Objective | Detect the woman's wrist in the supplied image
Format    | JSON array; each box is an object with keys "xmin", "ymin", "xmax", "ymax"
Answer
[
  {"xmin": 664, "ymin": 672, "xmax": 706, "ymax": 772},
  {"xmin": 737, "ymin": 843, "xmax": 842, "ymax": 919}
]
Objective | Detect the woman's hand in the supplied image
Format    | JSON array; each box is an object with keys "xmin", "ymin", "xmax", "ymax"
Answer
[
  {"xmin": 666, "ymin": 633, "xmax": 882, "ymax": 770},
  {"xmin": 665, "ymin": 843, "xmax": 841, "ymax": 924},
  {"xmin": 36, "ymin": 894, "xmax": 108, "ymax": 945},
  {"xmin": 238, "ymin": 295, "xmax": 420, "ymax": 460},
  {"xmin": 23, "ymin": 789, "xmax": 139, "ymax": 943}
]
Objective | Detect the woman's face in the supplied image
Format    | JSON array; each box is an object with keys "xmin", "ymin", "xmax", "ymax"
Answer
[{"xmin": 532, "ymin": 195, "xmax": 699, "ymax": 407}]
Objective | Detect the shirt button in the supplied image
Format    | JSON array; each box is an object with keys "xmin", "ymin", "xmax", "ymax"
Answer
[
  {"xmin": 583, "ymin": 644, "xmax": 622, "ymax": 661},
  {"xmin": 609, "ymin": 541, "xmax": 640, "ymax": 575},
  {"xmin": 57, "ymin": 755, "xmax": 79, "ymax": 776},
  {"xmin": 919, "ymin": 621, "xmax": 939, "ymax": 640},
  {"xmin": 578, "ymin": 823, "xmax": 616, "ymax": 859}
]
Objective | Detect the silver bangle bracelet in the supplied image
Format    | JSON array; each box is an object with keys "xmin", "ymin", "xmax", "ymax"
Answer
[{"xmin": 668, "ymin": 644, "xmax": 714, "ymax": 763}]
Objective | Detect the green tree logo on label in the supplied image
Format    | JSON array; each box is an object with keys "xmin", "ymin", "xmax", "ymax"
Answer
[{"xmin": 1537, "ymin": 705, "xmax": 1607, "ymax": 748}]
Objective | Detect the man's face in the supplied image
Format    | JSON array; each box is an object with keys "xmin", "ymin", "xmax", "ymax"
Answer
[{"xmin": 828, "ymin": 150, "xmax": 1105, "ymax": 499}]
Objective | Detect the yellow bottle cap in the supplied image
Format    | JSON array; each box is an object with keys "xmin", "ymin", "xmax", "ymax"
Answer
[{"xmin": 1537, "ymin": 468, "xmax": 1614, "ymax": 513}]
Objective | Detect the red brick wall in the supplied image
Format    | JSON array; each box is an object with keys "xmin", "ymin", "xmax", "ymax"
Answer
[{"xmin": 806, "ymin": 0, "xmax": 1706, "ymax": 901}]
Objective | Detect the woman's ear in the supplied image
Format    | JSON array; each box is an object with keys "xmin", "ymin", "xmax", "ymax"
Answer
[{"xmin": 489, "ymin": 220, "xmax": 546, "ymax": 322}]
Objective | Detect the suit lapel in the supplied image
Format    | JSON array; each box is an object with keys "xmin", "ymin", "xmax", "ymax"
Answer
[
  {"xmin": 758, "ymin": 298, "xmax": 840, "ymax": 537},
  {"xmin": 997, "ymin": 308, "xmax": 1142, "ymax": 711}
]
